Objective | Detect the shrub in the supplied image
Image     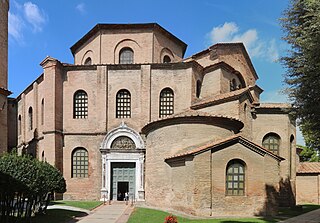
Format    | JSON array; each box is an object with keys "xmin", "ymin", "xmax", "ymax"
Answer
[
  {"xmin": 0, "ymin": 153, "xmax": 66, "ymax": 222},
  {"xmin": 164, "ymin": 214, "xmax": 178, "ymax": 223}
]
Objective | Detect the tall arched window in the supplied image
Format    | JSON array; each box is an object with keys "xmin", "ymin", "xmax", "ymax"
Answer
[
  {"xmin": 18, "ymin": 115, "xmax": 21, "ymax": 135},
  {"xmin": 226, "ymin": 160, "xmax": 245, "ymax": 196},
  {"xmin": 116, "ymin": 89, "xmax": 131, "ymax": 118},
  {"xmin": 262, "ymin": 133, "xmax": 281, "ymax": 155},
  {"xmin": 72, "ymin": 148, "xmax": 88, "ymax": 178},
  {"xmin": 196, "ymin": 80, "xmax": 201, "ymax": 98},
  {"xmin": 84, "ymin": 57, "xmax": 92, "ymax": 65},
  {"xmin": 159, "ymin": 88, "xmax": 174, "ymax": 118},
  {"xmin": 28, "ymin": 107, "xmax": 33, "ymax": 130},
  {"xmin": 41, "ymin": 151, "xmax": 45, "ymax": 162},
  {"xmin": 163, "ymin": 55, "xmax": 171, "ymax": 63},
  {"xmin": 41, "ymin": 99, "xmax": 44, "ymax": 125},
  {"xmin": 119, "ymin": 47, "xmax": 134, "ymax": 64},
  {"xmin": 73, "ymin": 90, "xmax": 88, "ymax": 119}
]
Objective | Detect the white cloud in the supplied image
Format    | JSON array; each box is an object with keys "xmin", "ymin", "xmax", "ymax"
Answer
[
  {"xmin": 8, "ymin": 12, "xmax": 24, "ymax": 42},
  {"xmin": 76, "ymin": 3, "xmax": 86, "ymax": 15},
  {"xmin": 8, "ymin": 1, "xmax": 47, "ymax": 43},
  {"xmin": 23, "ymin": 2, "xmax": 47, "ymax": 32},
  {"xmin": 208, "ymin": 22, "xmax": 279, "ymax": 62}
]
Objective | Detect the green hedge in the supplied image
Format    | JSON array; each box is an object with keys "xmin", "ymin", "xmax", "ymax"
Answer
[{"xmin": 0, "ymin": 153, "xmax": 66, "ymax": 223}]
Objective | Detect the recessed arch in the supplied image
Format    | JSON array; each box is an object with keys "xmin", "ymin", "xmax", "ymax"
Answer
[
  {"xmin": 114, "ymin": 39, "xmax": 140, "ymax": 64},
  {"xmin": 81, "ymin": 50, "xmax": 94, "ymax": 65},
  {"xmin": 160, "ymin": 47, "xmax": 174, "ymax": 63}
]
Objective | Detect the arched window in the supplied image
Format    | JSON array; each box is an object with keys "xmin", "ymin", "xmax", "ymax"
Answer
[
  {"xmin": 230, "ymin": 78, "xmax": 237, "ymax": 91},
  {"xmin": 159, "ymin": 88, "xmax": 174, "ymax": 118},
  {"xmin": 119, "ymin": 47, "xmax": 134, "ymax": 64},
  {"xmin": 72, "ymin": 148, "xmax": 88, "ymax": 178},
  {"xmin": 226, "ymin": 160, "xmax": 245, "ymax": 196},
  {"xmin": 116, "ymin": 89, "xmax": 131, "ymax": 118},
  {"xmin": 84, "ymin": 57, "xmax": 92, "ymax": 65},
  {"xmin": 18, "ymin": 115, "xmax": 21, "ymax": 135},
  {"xmin": 262, "ymin": 133, "xmax": 281, "ymax": 155},
  {"xmin": 163, "ymin": 55, "xmax": 171, "ymax": 63},
  {"xmin": 28, "ymin": 107, "xmax": 33, "ymax": 130},
  {"xmin": 196, "ymin": 80, "xmax": 201, "ymax": 98},
  {"xmin": 73, "ymin": 90, "xmax": 88, "ymax": 119},
  {"xmin": 111, "ymin": 136, "xmax": 136, "ymax": 150},
  {"xmin": 41, "ymin": 99, "xmax": 44, "ymax": 125}
]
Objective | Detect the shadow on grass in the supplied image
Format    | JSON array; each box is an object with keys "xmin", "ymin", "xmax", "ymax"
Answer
[{"xmin": 31, "ymin": 209, "xmax": 88, "ymax": 223}]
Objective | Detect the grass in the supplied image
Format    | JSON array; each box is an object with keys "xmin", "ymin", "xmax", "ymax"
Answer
[
  {"xmin": 50, "ymin": 200, "xmax": 103, "ymax": 210},
  {"xmin": 127, "ymin": 204, "xmax": 320, "ymax": 223}
]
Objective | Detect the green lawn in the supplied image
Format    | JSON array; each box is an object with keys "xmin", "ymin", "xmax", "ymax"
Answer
[
  {"xmin": 50, "ymin": 200, "xmax": 103, "ymax": 210},
  {"xmin": 127, "ymin": 208, "xmax": 275, "ymax": 223},
  {"xmin": 128, "ymin": 205, "xmax": 320, "ymax": 223}
]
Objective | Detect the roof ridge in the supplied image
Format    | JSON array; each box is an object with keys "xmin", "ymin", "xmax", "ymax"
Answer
[
  {"xmin": 165, "ymin": 135, "xmax": 284, "ymax": 161},
  {"xmin": 191, "ymin": 86, "xmax": 253, "ymax": 109}
]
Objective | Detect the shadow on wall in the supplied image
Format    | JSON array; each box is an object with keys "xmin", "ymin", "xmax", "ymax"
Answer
[{"xmin": 257, "ymin": 177, "xmax": 296, "ymax": 216}]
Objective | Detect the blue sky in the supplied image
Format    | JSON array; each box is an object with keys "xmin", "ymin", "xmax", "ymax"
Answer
[{"xmin": 8, "ymin": 0, "xmax": 303, "ymax": 144}]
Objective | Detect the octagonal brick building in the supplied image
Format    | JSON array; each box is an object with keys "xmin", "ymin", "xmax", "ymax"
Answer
[{"xmin": 9, "ymin": 23, "xmax": 296, "ymax": 217}]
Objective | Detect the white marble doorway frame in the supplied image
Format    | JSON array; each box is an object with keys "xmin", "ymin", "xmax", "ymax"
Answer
[{"xmin": 100, "ymin": 122, "xmax": 145, "ymax": 201}]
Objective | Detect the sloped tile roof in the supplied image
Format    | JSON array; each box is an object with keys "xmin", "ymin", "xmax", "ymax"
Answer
[
  {"xmin": 258, "ymin": 103, "xmax": 292, "ymax": 109},
  {"xmin": 297, "ymin": 162, "xmax": 320, "ymax": 174},
  {"xmin": 0, "ymin": 87, "xmax": 12, "ymax": 96},
  {"xmin": 165, "ymin": 135, "xmax": 284, "ymax": 161},
  {"xmin": 191, "ymin": 86, "xmax": 253, "ymax": 109},
  {"xmin": 141, "ymin": 109, "xmax": 244, "ymax": 135}
]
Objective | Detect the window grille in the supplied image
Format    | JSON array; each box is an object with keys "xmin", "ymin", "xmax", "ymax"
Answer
[
  {"xmin": 263, "ymin": 134, "xmax": 280, "ymax": 155},
  {"xmin": 226, "ymin": 160, "xmax": 245, "ymax": 196},
  {"xmin": 73, "ymin": 90, "xmax": 88, "ymax": 119},
  {"xmin": 159, "ymin": 88, "xmax": 174, "ymax": 118},
  {"xmin": 119, "ymin": 48, "xmax": 134, "ymax": 64},
  {"xmin": 116, "ymin": 90, "xmax": 131, "ymax": 118},
  {"xmin": 72, "ymin": 148, "xmax": 89, "ymax": 178}
]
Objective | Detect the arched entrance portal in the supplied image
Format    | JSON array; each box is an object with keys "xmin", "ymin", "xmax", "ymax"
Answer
[{"xmin": 100, "ymin": 122, "xmax": 145, "ymax": 201}]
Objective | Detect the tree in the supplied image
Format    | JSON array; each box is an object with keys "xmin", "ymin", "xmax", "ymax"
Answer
[
  {"xmin": 281, "ymin": 0, "xmax": 320, "ymax": 152},
  {"xmin": 298, "ymin": 145, "xmax": 320, "ymax": 161},
  {"xmin": 0, "ymin": 153, "xmax": 66, "ymax": 222}
]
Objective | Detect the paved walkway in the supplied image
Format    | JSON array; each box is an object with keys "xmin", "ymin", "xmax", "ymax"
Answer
[
  {"xmin": 75, "ymin": 202, "xmax": 133, "ymax": 223},
  {"xmin": 280, "ymin": 208, "xmax": 320, "ymax": 223}
]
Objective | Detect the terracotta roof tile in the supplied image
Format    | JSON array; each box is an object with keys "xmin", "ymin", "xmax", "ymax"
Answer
[
  {"xmin": 258, "ymin": 103, "xmax": 292, "ymax": 109},
  {"xmin": 191, "ymin": 86, "xmax": 253, "ymax": 109},
  {"xmin": 153, "ymin": 109, "xmax": 242, "ymax": 123},
  {"xmin": 165, "ymin": 135, "xmax": 284, "ymax": 161},
  {"xmin": 297, "ymin": 162, "xmax": 320, "ymax": 174}
]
